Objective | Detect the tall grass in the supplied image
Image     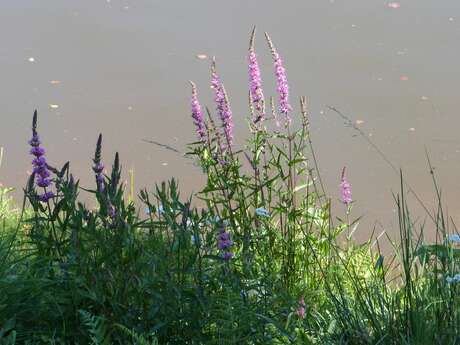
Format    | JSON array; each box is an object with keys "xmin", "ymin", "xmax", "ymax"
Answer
[{"xmin": 0, "ymin": 31, "xmax": 459, "ymax": 345}]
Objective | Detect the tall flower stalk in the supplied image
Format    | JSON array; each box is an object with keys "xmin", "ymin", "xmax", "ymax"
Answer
[
  {"xmin": 265, "ymin": 32, "xmax": 292, "ymax": 125},
  {"xmin": 248, "ymin": 27, "xmax": 265, "ymax": 124},
  {"xmin": 296, "ymin": 296, "xmax": 306, "ymax": 319},
  {"xmin": 29, "ymin": 110, "xmax": 54, "ymax": 202},
  {"xmin": 190, "ymin": 81, "xmax": 206, "ymax": 141},
  {"xmin": 340, "ymin": 167, "xmax": 352, "ymax": 206},
  {"xmin": 217, "ymin": 221, "xmax": 234, "ymax": 261},
  {"xmin": 93, "ymin": 134, "xmax": 104, "ymax": 192},
  {"xmin": 92, "ymin": 134, "xmax": 116, "ymax": 220},
  {"xmin": 211, "ymin": 59, "xmax": 233, "ymax": 151}
]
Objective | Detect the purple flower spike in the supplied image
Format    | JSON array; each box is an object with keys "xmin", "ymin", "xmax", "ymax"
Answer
[
  {"xmin": 340, "ymin": 167, "xmax": 352, "ymax": 206},
  {"xmin": 32, "ymin": 156, "xmax": 47, "ymax": 167},
  {"xmin": 33, "ymin": 166, "xmax": 50, "ymax": 178},
  {"xmin": 38, "ymin": 191, "xmax": 55, "ymax": 202},
  {"xmin": 28, "ymin": 133, "xmax": 41, "ymax": 147},
  {"xmin": 29, "ymin": 110, "xmax": 54, "ymax": 202},
  {"xmin": 221, "ymin": 252, "xmax": 234, "ymax": 261},
  {"xmin": 96, "ymin": 173, "xmax": 104, "ymax": 184},
  {"xmin": 211, "ymin": 59, "xmax": 233, "ymax": 150},
  {"xmin": 36, "ymin": 177, "xmax": 51, "ymax": 188},
  {"xmin": 220, "ymin": 86, "xmax": 234, "ymax": 148},
  {"xmin": 93, "ymin": 134, "xmax": 105, "ymax": 191},
  {"xmin": 265, "ymin": 33, "xmax": 292, "ymax": 124},
  {"xmin": 217, "ymin": 239, "xmax": 233, "ymax": 250},
  {"xmin": 190, "ymin": 81, "xmax": 206, "ymax": 142},
  {"xmin": 248, "ymin": 27, "xmax": 265, "ymax": 123},
  {"xmin": 30, "ymin": 146, "xmax": 45, "ymax": 157},
  {"xmin": 93, "ymin": 162, "xmax": 104, "ymax": 174},
  {"xmin": 218, "ymin": 232, "xmax": 230, "ymax": 241},
  {"xmin": 216, "ymin": 221, "xmax": 234, "ymax": 261},
  {"xmin": 211, "ymin": 60, "xmax": 225, "ymax": 119},
  {"xmin": 296, "ymin": 297, "xmax": 306, "ymax": 319},
  {"xmin": 108, "ymin": 205, "xmax": 116, "ymax": 219}
]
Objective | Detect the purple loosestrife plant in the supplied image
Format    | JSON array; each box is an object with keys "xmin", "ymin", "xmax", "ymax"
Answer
[
  {"xmin": 93, "ymin": 134, "xmax": 105, "ymax": 192},
  {"xmin": 265, "ymin": 33, "xmax": 292, "ymax": 125},
  {"xmin": 221, "ymin": 86, "xmax": 234, "ymax": 148},
  {"xmin": 92, "ymin": 134, "xmax": 118, "ymax": 221},
  {"xmin": 340, "ymin": 167, "xmax": 352, "ymax": 206},
  {"xmin": 296, "ymin": 297, "xmax": 306, "ymax": 319},
  {"xmin": 248, "ymin": 27, "xmax": 265, "ymax": 123},
  {"xmin": 217, "ymin": 221, "xmax": 234, "ymax": 261},
  {"xmin": 108, "ymin": 204, "xmax": 116, "ymax": 219},
  {"xmin": 190, "ymin": 81, "xmax": 206, "ymax": 142},
  {"xmin": 29, "ymin": 110, "xmax": 54, "ymax": 202},
  {"xmin": 211, "ymin": 59, "xmax": 233, "ymax": 150}
]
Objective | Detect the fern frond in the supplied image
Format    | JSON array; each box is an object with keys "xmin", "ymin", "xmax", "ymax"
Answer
[
  {"xmin": 115, "ymin": 324, "xmax": 158, "ymax": 345},
  {"xmin": 79, "ymin": 310, "xmax": 111, "ymax": 345}
]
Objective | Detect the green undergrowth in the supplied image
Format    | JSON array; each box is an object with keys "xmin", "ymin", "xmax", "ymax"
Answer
[{"xmin": 2, "ymin": 120, "xmax": 460, "ymax": 345}]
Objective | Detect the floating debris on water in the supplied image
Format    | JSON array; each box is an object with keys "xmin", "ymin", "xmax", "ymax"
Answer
[
  {"xmin": 161, "ymin": 162, "xmax": 168, "ymax": 166},
  {"xmin": 400, "ymin": 75, "xmax": 409, "ymax": 81},
  {"xmin": 355, "ymin": 119, "xmax": 364, "ymax": 125},
  {"xmin": 386, "ymin": 2, "xmax": 401, "ymax": 9},
  {"xmin": 127, "ymin": 106, "xmax": 133, "ymax": 111},
  {"xmin": 449, "ymin": 17, "xmax": 455, "ymax": 22},
  {"xmin": 49, "ymin": 104, "xmax": 59, "ymax": 109},
  {"xmin": 421, "ymin": 96, "xmax": 429, "ymax": 101},
  {"xmin": 49, "ymin": 80, "xmax": 61, "ymax": 85},
  {"xmin": 409, "ymin": 127, "xmax": 415, "ymax": 132},
  {"xmin": 196, "ymin": 54, "xmax": 207, "ymax": 60},
  {"xmin": 28, "ymin": 57, "xmax": 35, "ymax": 63}
]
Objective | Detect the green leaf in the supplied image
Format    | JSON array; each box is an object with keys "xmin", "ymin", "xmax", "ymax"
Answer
[{"xmin": 374, "ymin": 255, "xmax": 384, "ymax": 270}]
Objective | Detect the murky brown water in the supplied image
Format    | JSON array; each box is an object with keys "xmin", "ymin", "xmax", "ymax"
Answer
[{"xmin": 1, "ymin": 0, "xmax": 460, "ymax": 238}]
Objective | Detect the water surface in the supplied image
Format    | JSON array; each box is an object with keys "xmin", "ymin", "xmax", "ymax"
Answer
[{"xmin": 1, "ymin": 0, "xmax": 460, "ymax": 239}]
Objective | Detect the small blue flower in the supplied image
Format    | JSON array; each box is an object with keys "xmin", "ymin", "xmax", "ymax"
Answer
[
  {"xmin": 255, "ymin": 207, "xmax": 270, "ymax": 217},
  {"xmin": 191, "ymin": 234, "xmax": 200, "ymax": 247},
  {"xmin": 145, "ymin": 206, "xmax": 151, "ymax": 215},
  {"xmin": 157, "ymin": 205, "xmax": 165, "ymax": 215},
  {"xmin": 206, "ymin": 215, "xmax": 229, "ymax": 226},
  {"xmin": 446, "ymin": 274, "xmax": 460, "ymax": 284},
  {"xmin": 448, "ymin": 234, "xmax": 460, "ymax": 244}
]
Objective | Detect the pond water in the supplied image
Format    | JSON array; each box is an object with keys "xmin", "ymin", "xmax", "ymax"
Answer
[{"xmin": 1, "ymin": 0, "xmax": 460, "ymax": 239}]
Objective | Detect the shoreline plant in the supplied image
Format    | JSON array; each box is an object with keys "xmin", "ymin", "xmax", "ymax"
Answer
[{"xmin": 0, "ymin": 29, "xmax": 459, "ymax": 344}]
